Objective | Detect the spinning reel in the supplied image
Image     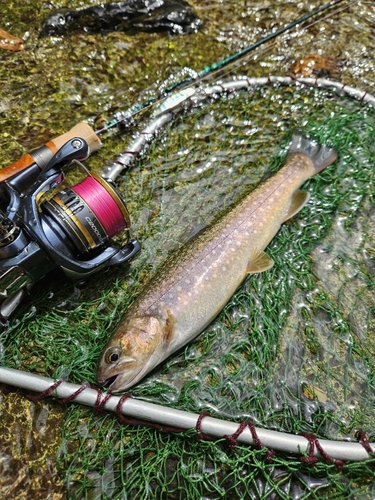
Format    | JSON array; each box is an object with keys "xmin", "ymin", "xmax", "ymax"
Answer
[{"xmin": 0, "ymin": 125, "xmax": 140, "ymax": 321}]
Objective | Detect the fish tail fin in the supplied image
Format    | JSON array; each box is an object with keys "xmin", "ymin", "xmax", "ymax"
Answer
[{"xmin": 288, "ymin": 130, "xmax": 338, "ymax": 174}]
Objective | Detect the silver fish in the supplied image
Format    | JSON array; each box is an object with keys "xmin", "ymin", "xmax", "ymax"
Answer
[{"xmin": 97, "ymin": 131, "xmax": 337, "ymax": 392}]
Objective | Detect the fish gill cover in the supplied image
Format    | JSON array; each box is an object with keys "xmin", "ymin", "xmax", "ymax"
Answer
[{"xmin": 1, "ymin": 0, "xmax": 375, "ymax": 498}]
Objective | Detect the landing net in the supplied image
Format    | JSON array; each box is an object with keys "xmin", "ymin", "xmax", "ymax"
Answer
[{"xmin": 2, "ymin": 76, "xmax": 375, "ymax": 498}]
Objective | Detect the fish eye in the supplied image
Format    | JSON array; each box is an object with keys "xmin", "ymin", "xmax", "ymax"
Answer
[{"xmin": 105, "ymin": 347, "xmax": 121, "ymax": 364}]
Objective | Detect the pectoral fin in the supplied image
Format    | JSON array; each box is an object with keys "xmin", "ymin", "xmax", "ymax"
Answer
[
  {"xmin": 164, "ymin": 309, "xmax": 176, "ymax": 342},
  {"xmin": 283, "ymin": 190, "xmax": 310, "ymax": 222},
  {"xmin": 246, "ymin": 249, "xmax": 274, "ymax": 274}
]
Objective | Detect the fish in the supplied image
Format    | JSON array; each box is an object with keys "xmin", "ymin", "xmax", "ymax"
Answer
[
  {"xmin": 40, "ymin": 0, "xmax": 202, "ymax": 37},
  {"xmin": 97, "ymin": 131, "xmax": 337, "ymax": 392}
]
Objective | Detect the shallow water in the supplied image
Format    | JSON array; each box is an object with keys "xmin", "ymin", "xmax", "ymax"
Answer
[{"xmin": 1, "ymin": 0, "xmax": 375, "ymax": 498}]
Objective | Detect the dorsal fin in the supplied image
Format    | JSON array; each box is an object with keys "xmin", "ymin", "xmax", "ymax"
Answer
[{"xmin": 283, "ymin": 190, "xmax": 310, "ymax": 222}]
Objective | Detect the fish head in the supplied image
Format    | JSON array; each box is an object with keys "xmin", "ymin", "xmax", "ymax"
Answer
[{"xmin": 96, "ymin": 315, "xmax": 165, "ymax": 393}]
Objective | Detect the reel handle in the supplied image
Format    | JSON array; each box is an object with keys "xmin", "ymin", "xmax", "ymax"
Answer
[
  {"xmin": 0, "ymin": 122, "xmax": 102, "ymax": 183},
  {"xmin": 40, "ymin": 137, "xmax": 89, "ymax": 179}
]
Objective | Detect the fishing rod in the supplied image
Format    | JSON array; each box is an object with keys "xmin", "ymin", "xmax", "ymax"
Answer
[
  {"xmin": 0, "ymin": 0, "xmax": 349, "ymax": 185},
  {"xmin": 96, "ymin": 0, "xmax": 348, "ymax": 136},
  {"xmin": 0, "ymin": 0, "xmax": 352, "ymax": 321},
  {"xmin": 158, "ymin": 0, "xmax": 347, "ymax": 94}
]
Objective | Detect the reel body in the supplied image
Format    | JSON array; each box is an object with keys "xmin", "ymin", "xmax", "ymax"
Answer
[{"xmin": 0, "ymin": 137, "xmax": 140, "ymax": 320}]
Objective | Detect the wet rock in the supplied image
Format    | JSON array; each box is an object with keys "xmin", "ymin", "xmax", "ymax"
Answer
[{"xmin": 40, "ymin": 0, "xmax": 202, "ymax": 37}]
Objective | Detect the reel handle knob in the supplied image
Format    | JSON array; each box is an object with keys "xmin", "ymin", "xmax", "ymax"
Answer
[
  {"xmin": 40, "ymin": 137, "xmax": 89, "ymax": 179},
  {"xmin": 0, "ymin": 122, "xmax": 102, "ymax": 184}
]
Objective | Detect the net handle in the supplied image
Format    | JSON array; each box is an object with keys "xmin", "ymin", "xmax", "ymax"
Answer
[{"xmin": 0, "ymin": 366, "xmax": 373, "ymax": 462}]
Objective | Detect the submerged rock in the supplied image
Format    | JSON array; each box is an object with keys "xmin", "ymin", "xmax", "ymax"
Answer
[
  {"xmin": 40, "ymin": 0, "xmax": 202, "ymax": 37},
  {"xmin": 291, "ymin": 53, "xmax": 342, "ymax": 79}
]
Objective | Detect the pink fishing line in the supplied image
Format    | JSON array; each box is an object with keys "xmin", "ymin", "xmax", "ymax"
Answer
[{"xmin": 71, "ymin": 176, "xmax": 126, "ymax": 238}]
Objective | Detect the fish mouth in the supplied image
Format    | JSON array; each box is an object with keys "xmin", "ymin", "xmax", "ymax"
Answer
[
  {"xmin": 97, "ymin": 355, "xmax": 138, "ymax": 392},
  {"xmin": 100, "ymin": 360, "xmax": 156, "ymax": 393},
  {"xmin": 101, "ymin": 374, "xmax": 120, "ymax": 391},
  {"xmin": 98, "ymin": 352, "xmax": 160, "ymax": 393},
  {"xmin": 100, "ymin": 370, "xmax": 142, "ymax": 393}
]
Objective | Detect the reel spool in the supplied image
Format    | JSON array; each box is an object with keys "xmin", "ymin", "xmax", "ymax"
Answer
[{"xmin": 42, "ymin": 172, "xmax": 131, "ymax": 259}]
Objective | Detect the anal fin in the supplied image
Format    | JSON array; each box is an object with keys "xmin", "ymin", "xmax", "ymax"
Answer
[
  {"xmin": 283, "ymin": 190, "xmax": 310, "ymax": 222},
  {"xmin": 246, "ymin": 249, "xmax": 274, "ymax": 274}
]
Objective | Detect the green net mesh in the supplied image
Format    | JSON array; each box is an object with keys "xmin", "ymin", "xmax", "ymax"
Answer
[{"xmin": 2, "ymin": 81, "xmax": 375, "ymax": 498}]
